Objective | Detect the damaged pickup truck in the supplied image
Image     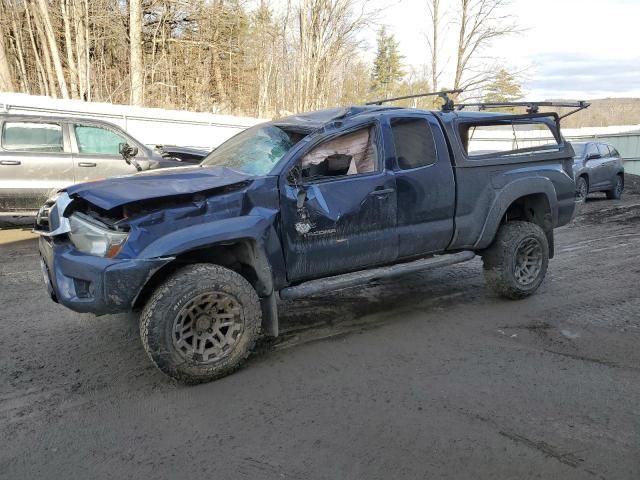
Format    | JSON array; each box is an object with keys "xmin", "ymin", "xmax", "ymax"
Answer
[{"xmin": 35, "ymin": 95, "xmax": 586, "ymax": 383}]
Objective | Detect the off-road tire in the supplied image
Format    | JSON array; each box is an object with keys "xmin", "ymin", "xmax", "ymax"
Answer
[
  {"xmin": 140, "ymin": 264, "xmax": 261, "ymax": 384},
  {"xmin": 482, "ymin": 221, "xmax": 549, "ymax": 300},
  {"xmin": 606, "ymin": 174, "xmax": 624, "ymax": 200},
  {"xmin": 576, "ymin": 176, "xmax": 588, "ymax": 202}
]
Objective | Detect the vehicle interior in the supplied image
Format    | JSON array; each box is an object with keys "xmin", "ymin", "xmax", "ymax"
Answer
[{"xmin": 299, "ymin": 127, "xmax": 378, "ymax": 180}]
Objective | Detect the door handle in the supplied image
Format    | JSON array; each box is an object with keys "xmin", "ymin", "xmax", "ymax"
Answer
[
  {"xmin": 0, "ymin": 160, "xmax": 21, "ymax": 165},
  {"xmin": 369, "ymin": 187, "xmax": 395, "ymax": 196},
  {"xmin": 78, "ymin": 162, "xmax": 97, "ymax": 167}
]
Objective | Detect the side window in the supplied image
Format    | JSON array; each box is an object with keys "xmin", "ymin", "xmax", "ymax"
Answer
[
  {"xmin": 1, "ymin": 121, "xmax": 63, "ymax": 152},
  {"xmin": 586, "ymin": 143, "xmax": 599, "ymax": 158},
  {"xmin": 597, "ymin": 144, "xmax": 610, "ymax": 158},
  {"xmin": 460, "ymin": 121, "xmax": 560, "ymax": 157},
  {"xmin": 390, "ymin": 117, "xmax": 436, "ymax": 169},
  {"xmin": 74, "ymin": 125, "xmax": 128, "ymax": 155},
  {"xmin": 609, "ymin": 146, "xmax": 620, "ymax": 157},
  {"xmin": 298, "ymin": 127, "xmax": 378, "ymax": 181}
]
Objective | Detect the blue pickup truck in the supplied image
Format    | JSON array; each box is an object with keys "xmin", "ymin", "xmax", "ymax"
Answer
[{"xmin": 35, "ymin": 98, "xmax": 582, "ymax": 383}]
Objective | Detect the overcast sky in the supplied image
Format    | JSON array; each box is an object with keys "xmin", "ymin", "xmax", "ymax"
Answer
[{"xmin": 365, "ymin": 0, "xmax": 640, "ymax": 99}]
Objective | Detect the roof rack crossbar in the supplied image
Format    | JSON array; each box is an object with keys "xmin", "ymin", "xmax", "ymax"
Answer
[
  {"xmin": 454, "ymin": 100, "xmax": 590, "ymax": 117},
  {"xmin": 558, "ymin": 101, "xmax": 591, "ymax": 120},
  {"xmin": 365, "ymin": 89, "xmax": 463, "ymax": 107}
]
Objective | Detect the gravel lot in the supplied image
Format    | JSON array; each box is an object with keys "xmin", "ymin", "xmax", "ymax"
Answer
[{"xmin": 1, "ymin": 176, "xmax": 639, "ymax": 479}]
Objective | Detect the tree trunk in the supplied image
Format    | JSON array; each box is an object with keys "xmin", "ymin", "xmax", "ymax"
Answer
[
  {"xmin": 32, "ymin": 1, "xmax": 58, "ymax": 96},
  {"xmin": 129, "ymin": 0, "xmax": 144, "ymax": 105},
  {"xmin": 454, "ymin": 0, "xmax": 468, "ymax": 91},
  {"xmin": 24, "ymin": 1, "xmax": 49, "ymax": 96},
  {"xmin": 427, "ymin": 0, "xmax": 440, "ymax": 93},
  {"xmin": 72, "ymin": 0, "xmax": 89, "ymax": 100},
  {"xmin": 36, "ymin": 0, "xmax": 70, "ymax": 99},
  {"xmin": 9, "ymin": 8, "xmax": 30, "ymax": 93},
  {"xmin": 61, "ymin": 0, "xmax": 79, "ymax": 98},
  {"xmin": 0, "ymin": 14, "xmax": 16, "ymax": 92}
]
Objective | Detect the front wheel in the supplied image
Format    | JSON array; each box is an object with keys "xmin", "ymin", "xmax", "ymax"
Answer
[
  {"xmin": 140, "ymin": 264, "xmax": 261, "ymax": 384},
  {"xmin": 482, "ymin": 221, "xmax": 549, "ymax": 299}
]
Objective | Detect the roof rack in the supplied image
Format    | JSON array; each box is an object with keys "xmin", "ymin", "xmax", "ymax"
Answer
[
  {"xmin": 365, "ymin": 89, "xmax": 463, "ymax": 109},
  {"xmin": 452, "ymin": 100, "xmax": 590, "ymax": 119}
]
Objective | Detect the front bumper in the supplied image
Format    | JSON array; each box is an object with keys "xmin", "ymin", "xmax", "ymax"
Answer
[{"xmin": 39, "ymin": 236, "xmax": 172, "ymax": 315}]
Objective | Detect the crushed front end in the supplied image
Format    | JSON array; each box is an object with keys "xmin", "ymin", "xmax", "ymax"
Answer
[{"xmin": 35, "ymin": 192, "xmax": 172, "ymax": 314}]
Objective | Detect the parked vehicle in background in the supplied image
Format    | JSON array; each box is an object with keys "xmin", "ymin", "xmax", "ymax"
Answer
[
  {"xmin": 0, "ymin": 114, "xmax": 184, "ymax": 215},
  {"xmin": 35, "ymin": 96, "xmax": 583, "ymax": 384},
  {"xmin": 570, "ymin": 141, "xmax": 625, "ymax": 201},
  {"xmin": 157, "ymin": 145, "xmax": 209, "ymax": 164}
]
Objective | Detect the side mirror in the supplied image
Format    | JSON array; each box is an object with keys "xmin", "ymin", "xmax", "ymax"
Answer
[
  {"xmin": 119, "ymin": 142, "xmax": 142, "ymax": 171},
  {"xmin": 586, "ymin": 153, "xmax": 601, "ymax": 161},
  {"xmin": 119, "ymin": 142, "xmax": 138, "ymax": 158},
  {"xmin": 287, "ymin": 165, "xmax": 303, "ymax": 186}
]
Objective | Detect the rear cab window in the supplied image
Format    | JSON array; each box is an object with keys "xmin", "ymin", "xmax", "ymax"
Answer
[
  {"xmin": 390, "ymin": 117, "xmax": 437, "ymax": 169},
  {"xmin": 1, "ymin": 121, "xmax": 64, "ymax": 152},
  {"xmin": 459, "ymin": 120, "xmax": 560, "ymax": 158},
  {"xmin": 74, "ymin": 124, "xmax": 129, "ymax": 155}
]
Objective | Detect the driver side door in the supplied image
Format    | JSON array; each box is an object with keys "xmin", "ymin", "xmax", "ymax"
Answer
[{"xmin": 279, "ymin": 123, "xmax": 398, "ymax": 282}]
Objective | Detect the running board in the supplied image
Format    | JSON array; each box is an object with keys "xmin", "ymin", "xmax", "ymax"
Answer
[{"xmin": 279, "ymin": 250, "xmax": 476, "ymax": 300}]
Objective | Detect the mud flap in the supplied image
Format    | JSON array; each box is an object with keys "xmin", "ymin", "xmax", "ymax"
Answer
[{"xmin": 260, "ymin": 293, "xmax": 279, "ymax": 337}]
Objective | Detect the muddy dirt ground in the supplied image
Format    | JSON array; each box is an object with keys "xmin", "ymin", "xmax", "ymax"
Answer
[{"xmin": 1, "ymin": 177, "xmax": 639, "ymax": 479}]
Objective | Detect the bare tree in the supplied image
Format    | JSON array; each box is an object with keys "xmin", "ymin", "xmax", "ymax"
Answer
[
  {"xmin": 425, "ymin": 0, "xmax": 441, "ymax": 93},
  {"xmin": 8, "ymin": 5, "xmax": 30, "ymax": 93},
  {"xmin": 31, "ymin": 0, "xmax": 60, "ymax": 96},
  {"xmin": 73, "ymin": 0, "xmax": 90, "ymax": 100},
  {"xmin": 454, "ymin": 0, "xmax": 516, "ymax": 94},
  {"xmin": 36, "ymin": 0, "xmax": 70, "ymax": 98},
  {"xmin": 0, "ymin": 2, "xmax": 17, "ymax": 92},
  {"xmin": 24, "ymin": 1, "xmax": 49, "ymax": 95},
  {"xmin": 0, "ymin": 0, "xmax": 414, "ymax": 117},
  {"xmin": 129, "ymin": 0, "xmax": 144, "ymax": 105},
  {"xmin": 294, "ymin": 0, "xmax": 373, "ymax": 111},
  {"xmin": 60, "ymin": 0, "xmax": 79, "ymax": 98}
]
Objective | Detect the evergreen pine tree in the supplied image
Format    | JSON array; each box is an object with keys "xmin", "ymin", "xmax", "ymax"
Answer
[{"xmin": 370, "ymin": 27, "xmax": 404, "ymax": 98}]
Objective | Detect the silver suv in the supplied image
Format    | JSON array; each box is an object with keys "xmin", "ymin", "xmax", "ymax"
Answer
[{"xmin": 0, "ymin": 114, "xmax": 179, "ymax": 214}]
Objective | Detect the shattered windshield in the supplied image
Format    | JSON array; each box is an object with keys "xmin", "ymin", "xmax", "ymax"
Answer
[{"xmin": 201, "ymin": 125, "xmax": 300, "ymax": 175}]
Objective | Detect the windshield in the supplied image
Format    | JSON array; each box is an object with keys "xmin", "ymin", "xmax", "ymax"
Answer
[
  {"xmin": 201, "ymin": 125, "xmax": 300, "ymax": 175},
  {"xmin": 571, "ymin": 142, "xmax": 587, "ymax": 157}
]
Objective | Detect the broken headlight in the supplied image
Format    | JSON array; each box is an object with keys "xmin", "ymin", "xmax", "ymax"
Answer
[{"xmin": 68, "ymin": 213, "xmax": 128, "ymax": 258}]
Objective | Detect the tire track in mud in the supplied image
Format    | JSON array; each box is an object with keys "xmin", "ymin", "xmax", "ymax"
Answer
[{"xmin": 267, "ymin": 291, "xmax": 470, "ymax": 351}]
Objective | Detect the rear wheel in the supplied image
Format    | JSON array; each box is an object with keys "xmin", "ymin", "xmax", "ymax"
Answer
[
  {"xmin": 140, "ymin": 264, "xmax": 261, "ymax": 384},
  {"xmin": 482, "ymin": 221, "xmax": 549, "ymax": 299},
  {"xmin": 606, "ymin": 174, "xmax": 623, "ymax": 200},
  {"xmin": 576, "ymin": 176, "xmax": 588, "ymax": 202}
]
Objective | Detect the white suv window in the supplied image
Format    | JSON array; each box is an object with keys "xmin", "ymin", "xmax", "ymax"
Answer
[
  {"xmin": 74, "ymin": 125, "xmax": 128, "ymax": 155},
  {"xmin": 1, "ymin": 122, "xmax": 64, "ymax": 152}
]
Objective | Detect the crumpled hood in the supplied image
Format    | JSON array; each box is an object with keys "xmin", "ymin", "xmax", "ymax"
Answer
[{"xmin": 65, "ymin": 166, "xmax": 252, "ymax": 210}]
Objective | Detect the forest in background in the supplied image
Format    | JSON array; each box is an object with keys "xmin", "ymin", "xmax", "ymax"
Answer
[{"xmin": 0, "ymin": 0, "xmax": 638, "ymax": 128}]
